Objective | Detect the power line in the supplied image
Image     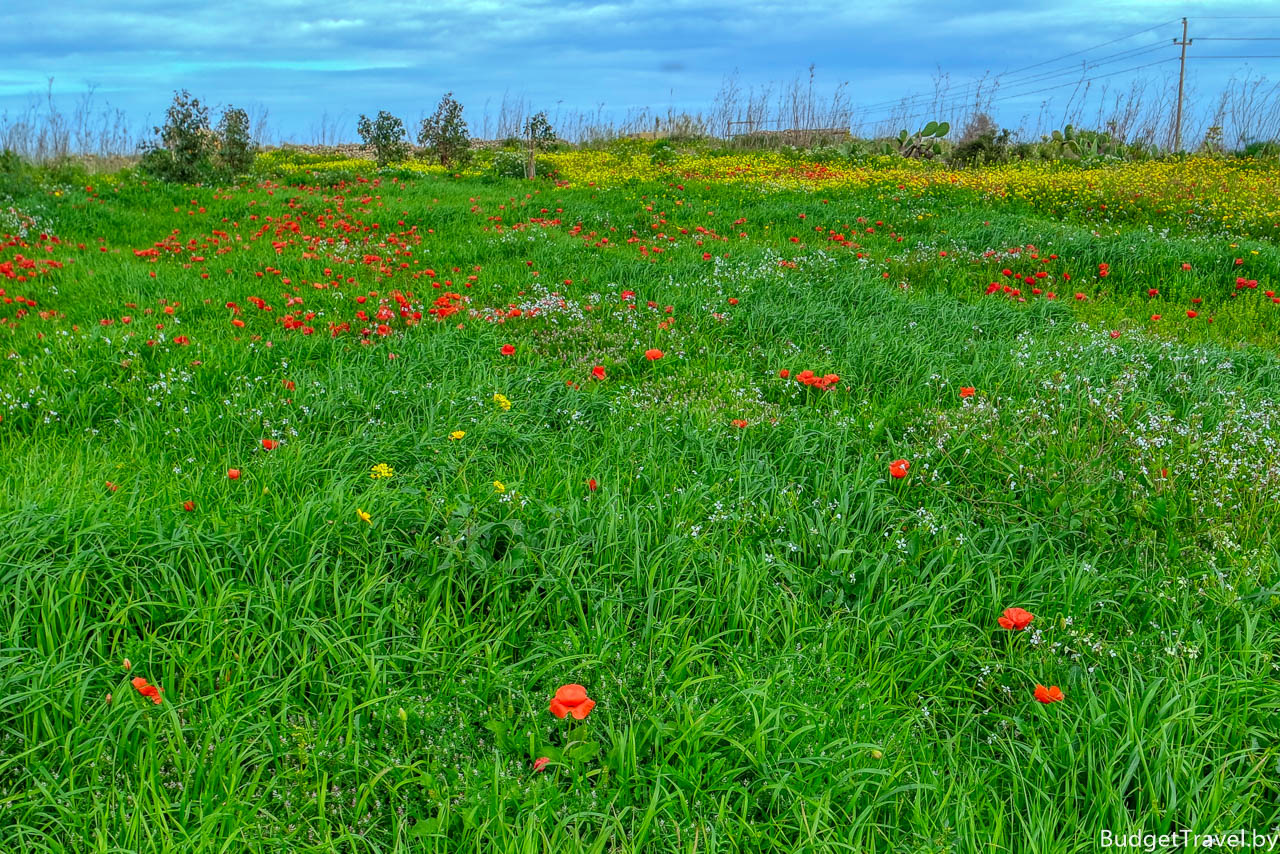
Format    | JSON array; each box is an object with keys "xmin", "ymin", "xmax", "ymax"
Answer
[
  {"xmin": 849, "ymin": 41, "xmax": 1174, "ymax": 117},
  {"xmin": 1191, "ymin": 55, "xmax": 1280, "ymax": 58},
  {"xmin": 857, "ymin": 57, "xmax": 1179, "ymax": 130},
  {"xmin": 999, "ymin": 18, "xmax": 1180, "ymax": 77},
  {"xmin": 1197, "ymin": 37, "xmax": 1280, "ymax": 41},
  {"xmin": 848, "ymin": 19, "xmax": 1181, "ymax": 118}
]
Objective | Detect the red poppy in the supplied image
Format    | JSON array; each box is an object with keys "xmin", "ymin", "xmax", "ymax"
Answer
[
  {"xmin": 131, "ymin": 676, "xmax": 163, "ymax": 705},
  {"xmin": 501, "ymin": 344, "xmax": 515, "ymax": 356},
  {"xmin": 183, "ymin": 500, "xmax": 195, "ymax": 512},
  {"xmin": 533, "ymin": 756, "xmax": 551, "ymax": 772},
  {"xmin": 889, "ymin": 459, "xmax": 909, "ymax": 479},
  {"xmin": 1181, "ymin": 263, "xmax": 1191, "ymax": 271},
  {"xmin": 959, "ymin": 387, "xmax": 975, "ymax": 398},
  {"xmin": 261, "ymin": 439, "xmax": 278, "ymax": 451},
  {"xmin": 779, "ymin": 369, "xmax": 790, "ymax": 379},
  {"xmin": 998, "ymin": 607, "xmax": 1034, "ymax": 631},
  {"xmin": 731, "ymin": 419, "xmax": 748, "ymax": 428},
  {"xmin": 591, "ymin": 365, "xmax": 606, "ymax": 381},
  {"xmin": 645, "ymin": 348, "xmax": 664, "ymax": 361},
  {"xmin": 1186, "ymin": 310, "xmax": 1197, "ymax": 319},
  {"xmin": 587, "ymin": 478, "xmax": 598, "ymax": 491},
  {"xmin": 549, "ymin": 684, "xmax": 595, "ymax": 719},
  {"xmin": 1034, "ymin": 684, "xmax": 1064, "ymax": 704},
  {"xmin": 227, "ymin": 468, "xmax": 241, "ymax": 480},
  {"xmin": 105, "ymin": 481, "xmax": 118, "ymax": 492}
]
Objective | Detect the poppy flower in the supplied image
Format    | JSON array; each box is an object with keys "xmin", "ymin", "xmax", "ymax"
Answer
[
  {"xmin": 261, "ymin": 439, "xmax": 278, "ymax": 451},
  {"xmin": 105, "ymin": 481, "xmax": 118, "ymax": 492},
  {"xmin": 588, "ymin": 478, "xmax": 598, "ymax": 491},
  {"xmin": 227, "ymin": 469, "xmax": 241, "ymax": 480},
  {"xmin": 998, "ymin": 607, "xmax": 1034, "ymax": 631},
  {"xmin": 500, "ymin": 344, "xmax": 515, "ymax": 356},
  {"xmin": 779, "ymin": 369, "xmax": 790, "ymax": 379},
  {"xmin": 959, "ymin": 387, "xmax": 975, "ymax": 398},
  {"xmin": 645, "ymin": 348, "xmax": 664, "ymax": 361},
  {"xmin": 549, "ymin": 684, "xmax": 596, "ymax": 720},
  {"xmin": 131, "ymin": 676, "xmax": 163, "ymax": 705},
  {"xmin": 1034, "ymin": 684, "xmax": 1064, "ymax": 704},
  {"xmin": 731, "ymin": 419, "xmax": 748, "ymax": 428},
  {"xmin": 889, "ymin": 459, "xmax": 910, "ymax": 479},
  {"xmin": 183, "ymin": 500, "xmax": 195, "ymax": 512},
  {"xmin": 591, "ymin": 365, "xmax": 606, "ymax": 381},
  {"xmin": 533, "ymin": 756, "xmax": 551, "ymax": 772}
]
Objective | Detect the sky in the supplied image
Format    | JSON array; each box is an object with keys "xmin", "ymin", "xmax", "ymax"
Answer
[{"xmin": 1, "ymin": 0, "xmax": 1277, "ymax": 147}]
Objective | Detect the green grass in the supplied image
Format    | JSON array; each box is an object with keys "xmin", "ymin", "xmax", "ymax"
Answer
[{"xmin": 0, "ymin": 162, "xmax": 1278, "ymax": 852}]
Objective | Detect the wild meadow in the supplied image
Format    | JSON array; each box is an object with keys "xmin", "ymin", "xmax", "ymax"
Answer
[{"xmin": 1, "ymin": 148, "xmax": 1279, "ymax": 851}]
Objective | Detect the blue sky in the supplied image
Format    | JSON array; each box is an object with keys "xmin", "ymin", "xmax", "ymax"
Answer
[{"xmin": 2, "ymin": 0, "xmax": 1277, "ymax": 145}]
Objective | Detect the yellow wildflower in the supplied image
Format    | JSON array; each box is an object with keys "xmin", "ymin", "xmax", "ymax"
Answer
[
  {"xmin": 370, "ymin": 463, "xmax": 394, "ymax": 479},
  {"xmin": 356, "ymin": 507, "xmax": 371, "ymax": 524},
  {"xmin": 449, "ymin": 430, "xmax": 466, "ymax": 441},
  {"xmin": 494, "ymin": 480, "xmax": 505, "ymax": 493},
  {"xmin": 493, "ymin": 393, "xmax": 511, "ymax": 411}
]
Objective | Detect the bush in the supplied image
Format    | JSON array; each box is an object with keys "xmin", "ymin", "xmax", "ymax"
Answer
[
  {"xmin": 139, "ymin": 92, "xmax": 257, "ymax": 182},
  {"xmin": 216, "ymin": 107, "xmax": 256, "ymax": 174},
  {"xmin": 357, "ymin": 111, "xmax": 411, "ymax": 167},
  {"xmin": 0, "ymin": 148, "xmax": 35, "ymax": 195},
  {"xmin": 486, "ymin": 149, "xmax": 554, "ymax": 180},
  {"xmin": 949, "ymin": 129, "xmax": 1013, "ymax": 167},
  {"xmin": 418, "ymin": 93, "xmax": 471, "ymax": 168},
  {"xmin": 141, "ymin": 90, "xmax": 217, "ymax": 182}
]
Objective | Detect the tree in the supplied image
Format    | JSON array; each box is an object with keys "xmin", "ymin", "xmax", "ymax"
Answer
[
  {"xmin": 216, "ymin": 106, "xmax": 256, "ymax": 174},
  {"xmin": 418, "ymin": 93, "xmax": 470, "ymax": 168},
  {"xmin": 142, "ymin": 90, "xmax": 217, "ymax": 182},
  {"xmin": 356, "ymin": 111, "xmax": 410, "ymax": 166},
  {"xmin": 522, "ymin": 111, "xmax": 556, "ymax": 179}
]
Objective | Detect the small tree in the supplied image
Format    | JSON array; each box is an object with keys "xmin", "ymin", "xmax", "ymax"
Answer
[
  {"xmin": 522, "ymin": 111, "xmax": 556, "ymax": 179},
  {"xmin": 216, "ymin": 106, "xmax": 256, "ymax": 174},
  {"xmin": 357, "ymin": 111, "xmax": 410, "ymax": 166},
  {"xmin": 142, "ymin": 90, "xmax": 216, "ymax": 182},
  {"xmin": 418, "ymin": 93, "xmax": 470, "ymax": 168}
]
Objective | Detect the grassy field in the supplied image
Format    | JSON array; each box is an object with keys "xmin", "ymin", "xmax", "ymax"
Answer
[{"xmin": 1, "ymin": 152, "xmax": 1279, "ymax": 851}]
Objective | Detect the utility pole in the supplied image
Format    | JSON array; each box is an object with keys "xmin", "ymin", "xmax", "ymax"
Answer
[{"xmin": 1173, "ymin": 17, "xmax": 1192, "ymax": 151}]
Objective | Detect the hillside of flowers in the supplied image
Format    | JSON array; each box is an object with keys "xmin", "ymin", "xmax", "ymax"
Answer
[{"xmin": 1, "ymin": 150, "xmax": 1278, "ymax": 850}]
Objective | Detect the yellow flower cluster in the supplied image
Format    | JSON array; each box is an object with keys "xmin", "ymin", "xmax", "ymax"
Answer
[
  {"xmin": 370, "ymin": 463, "xmax": 394, "ymax": 480},
  {"xmin": 255, "ymin": 148, "xmax": 1280, "ymax": 234},
  {"xmin": 493, "ymin": 393, "xmax": 511, "ymax": 411}
]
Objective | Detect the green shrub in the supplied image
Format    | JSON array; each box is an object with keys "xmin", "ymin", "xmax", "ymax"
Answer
[
  {"xmin": 140, "ymin": 90, "xmax": 217, "ymax": 182},
  {"xmin": 357, "ymin": 111, "xmax": 411, "ymax": 167},
  {"xmin": 216, "ymin": 107, "xmax": 256, "ymax": 174},
  {"xmin": 0, "ymin": 148, "xmax": 35, "ymax": 195},
  {"xmin": 417, "ymin": 93, "xmax": 471, "ymax": 168},
  {"xmin": 486, "ymin": 149, "xmax": 553, "ymax": 180}
]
